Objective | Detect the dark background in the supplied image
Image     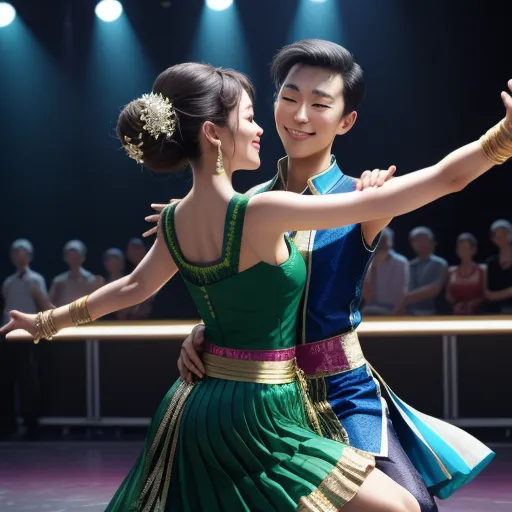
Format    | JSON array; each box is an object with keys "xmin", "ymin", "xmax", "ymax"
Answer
[
  {"xmin": 1, "ymin": 0, "xmax": 511, "ymax": 429},
  {"xmin": 1, "ymin": 0, "xmax": 511, "ymax": 321}
]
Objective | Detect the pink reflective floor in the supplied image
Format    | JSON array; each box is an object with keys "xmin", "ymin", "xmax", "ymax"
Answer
[{"xmin": 0, "ymin": 442, "xmax": 510, "ymax": 511}]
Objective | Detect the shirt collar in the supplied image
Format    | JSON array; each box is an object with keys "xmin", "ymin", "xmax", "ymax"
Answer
[{"xmin": 276, "ymin": 155, "xmax": 344, "ymax": 195}]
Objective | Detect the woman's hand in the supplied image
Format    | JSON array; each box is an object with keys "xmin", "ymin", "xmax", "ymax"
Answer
[{"xmin": 0, "ymin": 310, "xmax": 38, "ymax": 340}]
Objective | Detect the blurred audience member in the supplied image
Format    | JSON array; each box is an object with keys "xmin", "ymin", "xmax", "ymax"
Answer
[
  {"xmin": 485, "ymin": 220, "xmax": 512, "ymax": 313},
  {"xmin": 126, "ymin": 238, "xmax": 147, "ymax": 272},
  {"xmin": 396, "ymin": 227, "xmax": 448, "ymax": 315},
  {"xmin": 49, "ymin": 240, "xmax": 104, "ymax": 307},
  {"xmin": 446, "ymin": 233, "xmax": 486, "ymax": 315},
  {"xmin": 104, "ymin": 248, "xmax": 125, "ymax": 283},
  {"xmin": 362, "ymin": 227, "xmax": 409, "ymax": 315},
  {"xmin": 103, "ymin": 248, "xmax": 132, "ymax": 320},
  {"xmin": 0, "ymin": 239, "xmax": 51, "ymax": 440}
]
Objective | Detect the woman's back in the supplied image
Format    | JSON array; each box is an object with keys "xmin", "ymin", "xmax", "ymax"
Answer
[{"xmin": 161, "ymin": 193, "xmax": 305, "ymax": 350}]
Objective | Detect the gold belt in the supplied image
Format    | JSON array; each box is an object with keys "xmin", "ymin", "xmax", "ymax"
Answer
[
  {"xmin": 203, "ymin": 351, "xmax": 322, "ymax": 435},
  {"xmin": 203, "ymin": 352, "xmax": 297, "ymax": 384}
]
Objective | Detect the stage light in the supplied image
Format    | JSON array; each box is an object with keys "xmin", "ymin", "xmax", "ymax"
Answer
[
  {"xmin": 95, "ymin": 0, "xmax": 123, "ymax": 22},
  {"xmin": 310, "ymin": 0, "xmax": 328, "ymax": 3},
  {"xmin": 0, "ymin": 3, "xmax": 16, "ymax": 28},
  {"xmin": 206, "ymin": 0, "xmax": 233, "ymax": 11}
]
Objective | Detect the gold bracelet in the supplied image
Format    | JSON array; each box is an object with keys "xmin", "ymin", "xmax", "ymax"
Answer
[
  {"xmin": 47, "ymin": 309, "xmax": 58, "ymax": 337},
  {"xmin": 69, "ymin": 295, "xmax": 92, "ymax": 325},
  {"xmin": 480, "ymin": 118, "xmax": 512, "ymax": 165},
  {"xmin": 42, "ymin": 310, "xmax": 58, "ymax": 340},
  {"xmin": 33, "ymin": 309, "xmax": 58, "ymax": 343},
  {"xmin": 34, "ymin": 312, "xmax": 43, "ymax": 344}
]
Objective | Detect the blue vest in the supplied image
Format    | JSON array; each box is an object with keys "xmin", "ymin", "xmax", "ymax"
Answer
[{"xmin": 248, "ymin": 155, "xmax": 378, "ymax": 343}]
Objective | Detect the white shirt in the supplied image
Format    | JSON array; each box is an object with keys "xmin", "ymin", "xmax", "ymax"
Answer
[
  {"xmin": 50, "ymin": 268, "xmax": 101, "ymax": 307},
  {"xmin": 2, "ymin": 268, "xmax": 47, "ymax": 324}
]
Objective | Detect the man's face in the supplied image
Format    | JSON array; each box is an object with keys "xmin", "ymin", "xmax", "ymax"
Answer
[
  {"xmin": 491, "ymin": 227, "xmax": 512, "ymax": 248},
  {"xmin": 10, "ymin": 248, "xmax": 31, "ymax": 270},
  {"xmin": 64, "ymin": 249, "xmax": 84, "ymax": 269},
  {"xmin": 410, "ymin": 234, "xmax": 434, "ymax": 258},
  {"xmin": 274, "ymin": 64, "xmax": 356, "ymax": 160}
]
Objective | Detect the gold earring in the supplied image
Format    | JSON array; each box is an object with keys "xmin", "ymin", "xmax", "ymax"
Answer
[{"xmin": 216, "ymin": 142, "xmax": 225, "ymax": 175}]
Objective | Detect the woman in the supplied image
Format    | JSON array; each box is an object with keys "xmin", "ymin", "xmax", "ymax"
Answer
[
  {"xmin": 2, "ymin": 63, "xmax": 511, "ymax": 511},
  {"xmin": 445, "ymin": 233, "xmax": 486, "ymax": 315}
]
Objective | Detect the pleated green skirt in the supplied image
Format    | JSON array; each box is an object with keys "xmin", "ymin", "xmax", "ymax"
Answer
[{"xmin": 106, "ymin": 377, "xmax": 374, "ymax": 512}]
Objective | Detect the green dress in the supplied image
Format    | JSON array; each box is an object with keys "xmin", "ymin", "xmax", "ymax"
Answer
[{"xmin": 106, "ymin": 194, "xmax": 374, "ymax": 512}]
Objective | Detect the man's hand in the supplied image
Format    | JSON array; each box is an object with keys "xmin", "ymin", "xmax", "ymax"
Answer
[
  {"xmin": 177, "ymin": 323, "xmax": 206, "ymax": 383},
  {"xmin": 142, "ymin": 204, "xmax": 167, "ymax": 238},
  {"xmin": 355, "ymin": 165, "xmax": 397, "ymax": 191}
]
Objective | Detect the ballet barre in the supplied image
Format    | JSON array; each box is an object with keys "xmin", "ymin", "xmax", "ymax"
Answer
[
  {"xmin": 6, "ymin": 316, "xmax": 512, "ymax": 429},
  {"xmin": 7, "ymin": 316, "xmax": 512, "ymax": 341}
]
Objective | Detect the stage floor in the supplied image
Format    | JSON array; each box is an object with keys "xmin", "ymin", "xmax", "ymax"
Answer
[{"xmin": 0, "ymin": 442, "xmax": 510, "ymax": 511}]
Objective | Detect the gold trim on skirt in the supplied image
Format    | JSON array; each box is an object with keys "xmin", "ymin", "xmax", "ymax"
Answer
[
  {"xmin": 308, "ymin": 377, "xmax": 350, "ymax": 444},
  {"xmin": 298, "ymin": 447, "xmax": 375, "ymax": 511}
]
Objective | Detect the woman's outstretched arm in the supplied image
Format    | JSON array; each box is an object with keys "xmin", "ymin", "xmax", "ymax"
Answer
[{"xmin": 0, "ymin": 223, "xmax": 177, "ymax": 339}]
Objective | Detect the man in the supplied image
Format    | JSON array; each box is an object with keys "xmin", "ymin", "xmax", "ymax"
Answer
[
  {"xmin": 1, "ymin": 239, "xmax": 51, "ymax": 439},
  {"xmin": 49, "ymin": 240, "xmax": 104, "ymax": 307},
  {"xmin": 362, "ymin": 227, "xmax": 409, "ymax": 315},
  {"xmin": 146, "ymin": 40, "xmax": 496, "ymax": 509},
  {"xmin": 485, "ymin": 219, "xmax": 512, "ymax": 313},
  {"xmin": 397, "ymin": 227, "xmax": 448, "ymax": 316}
]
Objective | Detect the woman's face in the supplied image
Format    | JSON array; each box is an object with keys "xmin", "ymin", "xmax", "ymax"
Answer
[
  {"xmin": 223, "ymin": 89, "xmax": 263, "ymax": 172},
  {"xmin": 456, "ymin": 240, "xmax": 476, "ymax": 261}
]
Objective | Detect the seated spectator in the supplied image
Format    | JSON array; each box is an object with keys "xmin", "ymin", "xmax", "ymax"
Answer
[
  {"xmin": 445, "ymin": 233, "xmax": 486, "ymax": 315},
  {"xmin": 362, "ymin": 227, "xmax": 409, "ymax": 315}
]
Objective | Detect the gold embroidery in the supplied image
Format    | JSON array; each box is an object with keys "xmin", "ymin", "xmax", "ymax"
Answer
[
  {"xmin": 308, "ymin": 377, "xmax": 349, "ymax": 444},
  {"xmin": 163, "ymin": 195, "xmax": 244, "ymax": 286},
  {"xmin": 204, "ymin": 354, "xmax": 323, "ymax": 436},
  {"xmin": 301, "ymin": 331, "xmax": 365, "ymax": 379},
  {"xmin": 291, "ymin": 229, "xmax": 315, "ymax": 345},
  {"xmin": 298, "ymin": 447, "xmax": 375, "ymax": 511},
  {"xmin": 142, "ymin": 390, "xmax": 189, "ymax": 512},
  {"xmin": 200, "ymin": 286, "xmax": 216, "ymax": 319},
  {"xmin": 296, "ymin": 367, "xmax": 323, "ymax": 437},
  {"xmin": 203, "ymin": 353, "xmax": 297, "ymax": 384},
  {"xmin": 138, "ymin": 381, "xmax": 195, "ymax": 510}
]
